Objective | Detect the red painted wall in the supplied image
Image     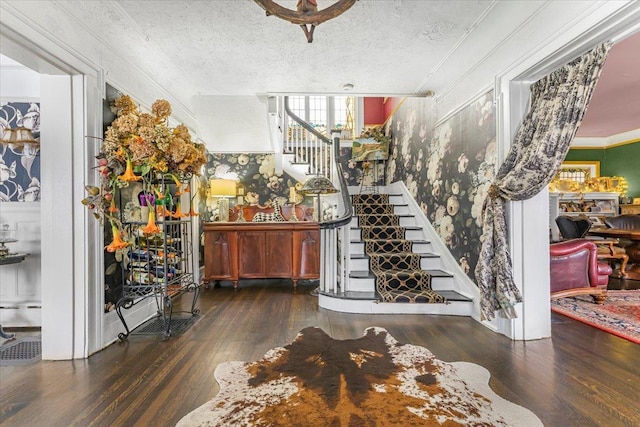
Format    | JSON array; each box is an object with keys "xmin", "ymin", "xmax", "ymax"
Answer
[
  {"xmin": 383, "ymin": 97, "xmax": 403, "ymax": 122},
  {"xmin": 363, "ymin": 97, "xmax": 385, "ymax": 125},
  {"xmin": 363, "ymin": 97, "xmax": 405, "ymax": 126}
]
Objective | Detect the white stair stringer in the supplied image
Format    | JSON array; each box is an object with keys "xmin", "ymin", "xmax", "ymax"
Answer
[
  {"xmin": 281, "ymin": 152, "xmax": 310, "ymax": 183},
  {"xmin": 317, "ymin": 183, "xmax": 477, "ymax": 316}
]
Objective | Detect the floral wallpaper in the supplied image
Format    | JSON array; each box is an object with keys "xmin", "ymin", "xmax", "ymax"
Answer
[
  {"xmin": 386, "ymin": 92, "xmax": 496, "ymax": 282},
  {"xmin": 203, "ymin": 152, "xmax": 305, "ymax": 221},
  {"xmin": 0, "ymin": 102, "xmax": 41, "ymax": 202},
  {"xmin": 337, "ymin": 147, "xmax": 385, "ymax": 188}
]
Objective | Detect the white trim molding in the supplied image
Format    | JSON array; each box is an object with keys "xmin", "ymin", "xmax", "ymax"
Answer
[{"xmin": 572, "ymin": 128, "xmax": 640, "ymax": 148}]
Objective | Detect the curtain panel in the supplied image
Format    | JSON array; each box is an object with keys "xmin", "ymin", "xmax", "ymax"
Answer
[{"xmin": 475, "ymin": 42, "xmax": 612, "ymax": 321}]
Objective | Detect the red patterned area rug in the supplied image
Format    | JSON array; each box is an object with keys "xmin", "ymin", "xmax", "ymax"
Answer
[
  {"xmin": 177, "ymin": 327, "xmax": 542, "ymax": 426},
  {"xmin": 551, "ymin": 290, "xmax": 640, "ymax": 344}
]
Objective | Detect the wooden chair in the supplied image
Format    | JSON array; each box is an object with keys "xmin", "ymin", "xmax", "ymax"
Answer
[{"xmin": 594, "ymin": 238, "xmax": 628, "ymax": 278}]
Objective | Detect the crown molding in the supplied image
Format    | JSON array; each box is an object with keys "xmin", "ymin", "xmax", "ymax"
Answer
[{"xmin": 572, "ymin": 128, "xmax": 640, "ymax": 148}]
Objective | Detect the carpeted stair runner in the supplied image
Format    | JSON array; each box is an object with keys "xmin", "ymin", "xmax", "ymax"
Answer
[{"xmin": 352, "ymin": 194, "xmax": 446, "ymax": 304}]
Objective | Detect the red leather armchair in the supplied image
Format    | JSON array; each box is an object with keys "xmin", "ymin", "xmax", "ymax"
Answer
[{"xmin": 550, "ymin": 239, "xmax": 611, "ymax": 304}]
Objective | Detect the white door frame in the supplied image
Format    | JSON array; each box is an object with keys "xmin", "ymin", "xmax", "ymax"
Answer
[
  {"xmin": 0, "ymin": 21, "xmax": 104, "ymax": 359},
  {"xmin": 495, "ymin": 2, "xmax": 640, "ymax": 340}
]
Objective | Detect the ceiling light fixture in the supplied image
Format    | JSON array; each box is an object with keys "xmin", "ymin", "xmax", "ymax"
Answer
[
  {"xmin": 254, "ymin": 0, "xmax": 358, "ymax": 43},
  {"xmin": 342, "ymin": 83, "xmax": 354, "ymax": 91}
]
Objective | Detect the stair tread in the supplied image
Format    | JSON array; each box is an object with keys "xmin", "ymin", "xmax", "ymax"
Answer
[
  {"xmin": 352, "ymin": 202, "xmax": 408, "ymax": 206},
  {"xmin": 354, "ymin": 213, "xmax": 415, "ymax": 217},
  {"xmin": 352, "ymin": 193, "xmax": 402, "ymax": 196},
  {"xmin": 352, "ymin": 225, "xmax": 422, "ymax": 230},
  {"xmin": 351, "ymin": 239, "xmax": 431, "ymax": 244},
  {"xmin": 350, "ymin": 269, "xmax": 453, "ymax": 278},
  {"xmin": 351, "ymin": 252, "xmax": 440, "ymax": 259}
]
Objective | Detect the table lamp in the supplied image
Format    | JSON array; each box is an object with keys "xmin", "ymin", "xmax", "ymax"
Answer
[
  {"xmin": 300, "ymin": 176, "xmax": 339, "ymax": 222},
  {"xmin": 209, "ymin": 178, "xmax": 237, "ymax": 222}
]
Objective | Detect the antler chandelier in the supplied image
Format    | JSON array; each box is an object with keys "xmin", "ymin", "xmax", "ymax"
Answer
[{"xmin": 254, "ymin": 0, "xmax": 358, "ymax": 43}]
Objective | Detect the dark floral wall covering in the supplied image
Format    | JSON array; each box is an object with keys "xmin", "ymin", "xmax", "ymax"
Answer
[
  {"xmin": 337, "ymin": 147, "xmax": 385, "ymax": 188},
  {"xmin": 385, "ymin": 92, "xmax": 496, "ymax": 282},
  {"xmin": 203, "ymin": 152, "xmax": 304, "ymax": 221},
  {"xmin": 0, "ymin": 102, "xmax": 41, "ymax": 202}
]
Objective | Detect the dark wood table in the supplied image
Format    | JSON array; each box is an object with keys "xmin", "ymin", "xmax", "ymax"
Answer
[
  {"xmin": 588, "ymin": 228, "xmax": 640, "ymax": 281},
  {"xmin": 0, "ymin": 253, "xmax": 29, "ymax": 340}
]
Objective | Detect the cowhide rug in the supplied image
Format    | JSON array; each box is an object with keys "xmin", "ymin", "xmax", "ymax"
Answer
[{"xmin": 177, "ymin": 327, "xmax": 542, "ymax": 426}]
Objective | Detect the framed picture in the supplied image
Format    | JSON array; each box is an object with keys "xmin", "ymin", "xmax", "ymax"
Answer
[
  {"xmin": 351, "ymin": 137, "xmax": 389, "ymax": 161},
  {"xmin": 556, "ymin": 161, "xmax": 600, "ymax": 182}
]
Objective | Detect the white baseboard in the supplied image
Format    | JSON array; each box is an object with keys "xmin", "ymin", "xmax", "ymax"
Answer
[
  {"xmin": 319, "ymin": 294, "xmax": 473, "ymax": 315},
  {"xmin": 102, "ymin": 298, "xmax": 158, "ymax": 346}
]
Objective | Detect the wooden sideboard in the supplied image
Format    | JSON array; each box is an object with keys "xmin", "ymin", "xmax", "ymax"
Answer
[{"xmin": 203, "ymin": 222, "xmax": 320, "ymax": 288}]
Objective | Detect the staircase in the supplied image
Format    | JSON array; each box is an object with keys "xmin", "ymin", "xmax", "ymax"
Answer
[
  {"xmin": 275, "ymin": 96, "xmax": 475, "ymax": 316},
  {"xmin": 351, "ymin": 192, "xmax": 447, "ymax": 303},
  {"xmin": 318, "ymin": 186, "xmax": 474, "ymax": 315}
]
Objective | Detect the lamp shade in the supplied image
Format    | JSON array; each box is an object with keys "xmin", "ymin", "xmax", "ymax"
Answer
[
  {"xmin": 209, "ymin": 179, "xmax": 237, "ymax": 197},
  {"xmin": 1, "ymin": 127, "xmax": 38, "ymax": 145},
  {"xmin": 300, "ymin": 176, "xmax": 339, "ymax": 195}
]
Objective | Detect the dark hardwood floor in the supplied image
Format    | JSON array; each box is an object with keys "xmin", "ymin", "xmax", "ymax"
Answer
[{"xmin": 1, "ymin": 280, "xmax": 639, "ymax": 427}]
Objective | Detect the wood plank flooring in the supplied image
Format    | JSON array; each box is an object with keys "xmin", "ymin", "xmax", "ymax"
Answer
[{"xmin": 1, "ymin": 280, "xmax": 639, "ymax": 427}]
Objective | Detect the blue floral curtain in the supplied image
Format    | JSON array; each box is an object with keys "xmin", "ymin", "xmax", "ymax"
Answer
[{"xmin": 475, "ymin": 42, "xmax": 612, "ymax": 321}]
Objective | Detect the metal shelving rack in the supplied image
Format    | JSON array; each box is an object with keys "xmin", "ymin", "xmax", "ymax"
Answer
[{"xmin": 115, "ymin": 177, "xmax": 200, "ymax": 341}]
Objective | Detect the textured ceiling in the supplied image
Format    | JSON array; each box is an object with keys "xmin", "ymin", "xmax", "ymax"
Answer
[
  {"xmin": 3, "ymin": 1, "xmax": 638, "ymax": 140},
  {"xmin": 62, "ymin": 0, "xmax": 496, "ymax": 96}
]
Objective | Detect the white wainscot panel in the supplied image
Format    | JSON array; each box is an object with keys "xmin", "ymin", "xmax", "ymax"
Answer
[{"xmin": 0, "ymin": 202, "xmax": 42, "ymax": 327}]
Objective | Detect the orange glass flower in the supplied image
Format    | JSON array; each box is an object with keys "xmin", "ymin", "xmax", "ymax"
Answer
[
  {"xmin": 105, "ymin": 225, "xmax": 129, "ymax": 252},
  {"xmin": 119, "ymin": 158, "xmax": 142, "ymax": 182},
  {"xmin": 169, "ymin": 175, "xmax": 183, "ymax": 196},
  {"xmin": 171, "ymin": 201, "xmax": 189, "ymax": 219},
  {"xmin": 108, "ymin": 199, "xmax": 118, "ymax": 213},
  {"xmin": 141, "ymin": 210, "xmax": 160, "ymax": 235},
  {"xmin": 162, "ymin": 206, "xmax": 174, "ymax": 218},
  {"xmin": 153, "ymin": 186, "xmax": 169, "ymax": 205}
]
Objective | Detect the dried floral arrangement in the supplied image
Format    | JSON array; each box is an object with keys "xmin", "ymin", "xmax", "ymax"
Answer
[{"xmin": 82, "ymin": 95, "xmax": 207, "ymax": 251}]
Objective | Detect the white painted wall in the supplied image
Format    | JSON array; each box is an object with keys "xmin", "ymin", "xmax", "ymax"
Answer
[
  {"xmin": 193, "ymin": 95, "xmax": 272, "ymax": 153},
  {"xmin": 0, "ymin": 55, "xmax": 40, "ymax": 99}
]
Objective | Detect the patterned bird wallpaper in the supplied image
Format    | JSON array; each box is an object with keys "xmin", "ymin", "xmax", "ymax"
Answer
[
  {"xmin": 385, "ymin": 92, "xmax": 496, "ymax": 282},
  {"xmin": 0, "ymin": 102, "xmax": 41, "ymax": 202}
]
